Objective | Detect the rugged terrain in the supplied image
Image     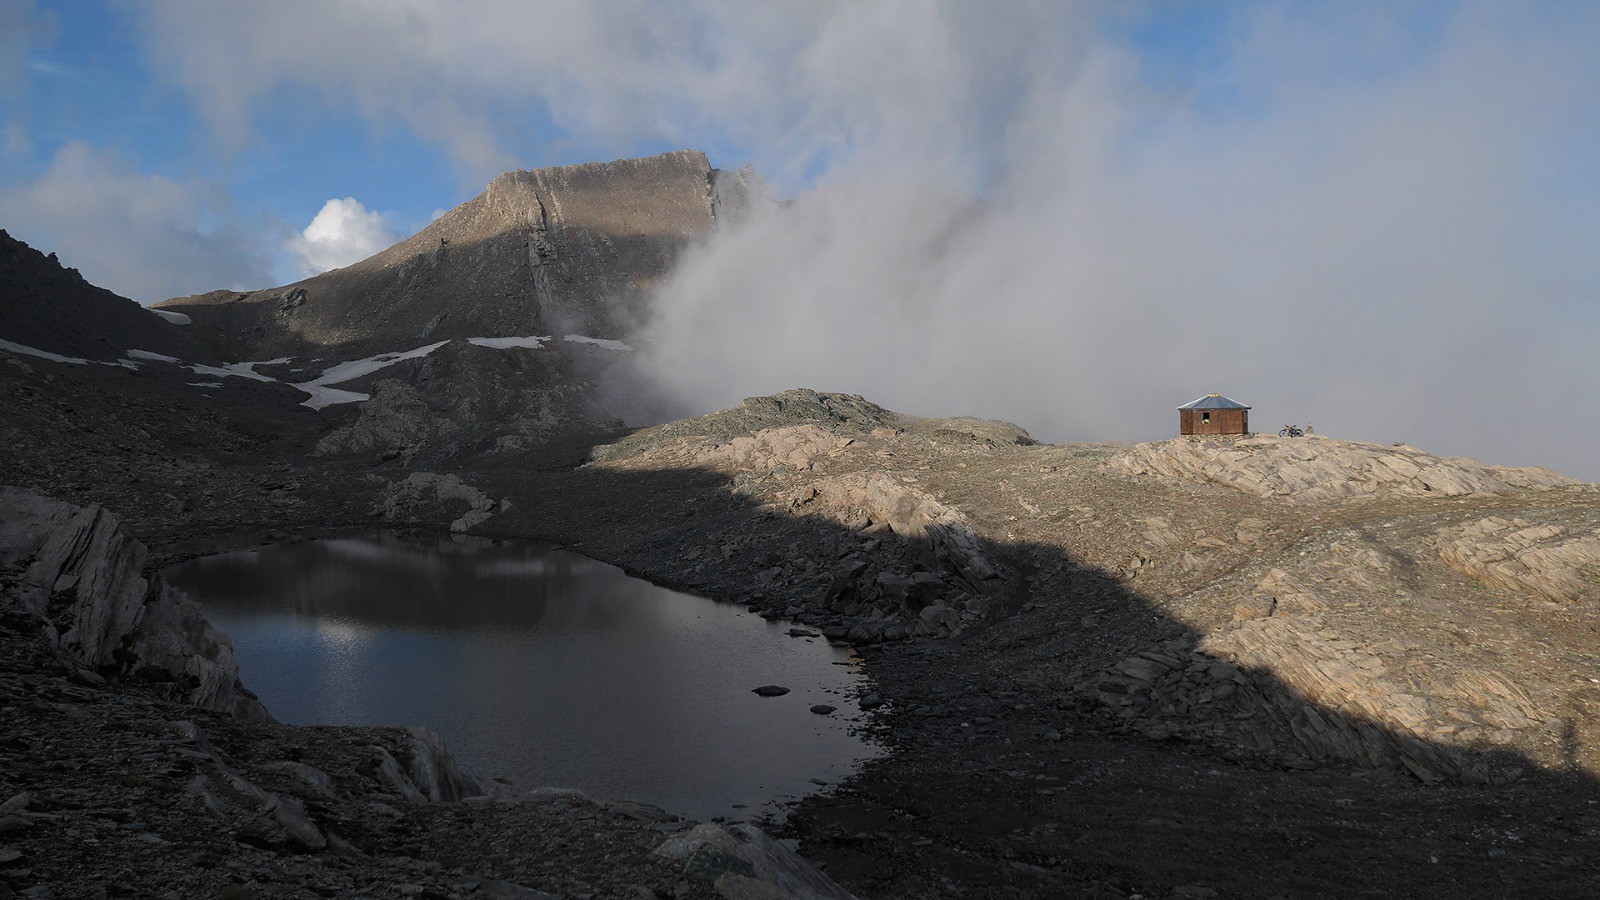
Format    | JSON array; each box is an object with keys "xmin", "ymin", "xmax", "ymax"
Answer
[{"xmin": 4, "ymin": 153, "xmax": 1600, "ymax": 898}]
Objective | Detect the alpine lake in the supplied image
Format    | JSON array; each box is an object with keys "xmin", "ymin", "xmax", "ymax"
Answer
[{"xmin": 162, "ymin": 532, "xmax": 882, "ymax": 823}]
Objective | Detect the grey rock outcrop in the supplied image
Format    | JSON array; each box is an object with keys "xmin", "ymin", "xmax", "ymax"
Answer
[
  {"xmin": 314, "ymin": 340, "xmax": 616, "ymax": 462},
  {"xmin": 590, "ymin": 389, "xmax": 905, "ymax": 462},
  {"xmin": 0, "ymin": 485, "xmax": 267, "ymax": 720},
  {"xmin": 315, "ymin": 379, "xmax": 456, "ymax": 460},
  {"xmin": 378, "ymin": 471, "xmax": 504, "ymax": 533},
  {"xmin": 1109, "ymin": 435, "xmax": 1575, "ymax": 503},
  {"xmin": 176, "ymin": 720, "xmax": 328, "ymax": 850}
]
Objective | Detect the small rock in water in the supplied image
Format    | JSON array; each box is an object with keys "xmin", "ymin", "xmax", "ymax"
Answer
[
  {"xmin": 787, "ymin": 628, "xmax": 819, "ymax": 638},
  {"xmin": 859, "ymin": 693, "xmax": 884, "ymax": 710},
  {"xmin": 752, "ymin": 685, "xmax": 790, "ymax": 697},
  {"xmin": 810, "ymin": 705, "xmax": 837, "ymax": 715}
]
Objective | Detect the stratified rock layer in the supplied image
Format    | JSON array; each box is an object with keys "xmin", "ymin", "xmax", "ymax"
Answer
[
  {"xmin": 1109, "ymin": 434, "xmax": 1574, "ymax": 503},
  {"xmin": 1432, "ymin": 516, "xmax": 1600, "ymax": 602}
]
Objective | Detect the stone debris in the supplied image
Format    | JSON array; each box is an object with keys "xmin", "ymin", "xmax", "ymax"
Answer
[
  {"xmin": 653, "ymin": 822, "xmax": 857, "ymax": 900},
  {"xmin": 1432, "ymin": 516, "xmax": 1600, "ymax": 602},
  {"xmin": 1109, "ymin": 435, "xmax": 1575, "ymax": 503}
]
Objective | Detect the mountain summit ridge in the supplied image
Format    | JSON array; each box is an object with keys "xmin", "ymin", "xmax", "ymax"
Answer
[{"xmin": 159, "ymin": 150, "xmax": 764, "ymax": 362}]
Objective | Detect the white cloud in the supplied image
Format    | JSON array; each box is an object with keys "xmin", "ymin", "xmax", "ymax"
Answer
[
  {"xmin": 0, "ymin": 142, "xmax": 276, "ymax": 302},
  {"xmin": 125, "ymin": 2, "xmax": 1600, "ymax": 478},
  {"xmin": 287, "ymin": 197, "xmax": 400, "ymax": 278},
  {"xmin": 128, "ymin": 0, "xmax": 1096, "ymax": 190},
  {"xmin": 637, "ymin": 4, "xmax": 1600, "ymax": 479}
]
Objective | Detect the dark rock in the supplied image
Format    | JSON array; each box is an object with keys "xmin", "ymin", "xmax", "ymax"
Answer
[
  {"xmin": 810, "ymin": 705, "xmax": 837, "ymax": 715},
  {"xmin": 752, "ymin": 685, "xmax": 791, "ymax": 697}
]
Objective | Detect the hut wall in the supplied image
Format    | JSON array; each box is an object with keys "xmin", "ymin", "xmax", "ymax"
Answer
[{"xmin": 1179, "ymin": 409, "xmax": 1248, "ymax": 435}]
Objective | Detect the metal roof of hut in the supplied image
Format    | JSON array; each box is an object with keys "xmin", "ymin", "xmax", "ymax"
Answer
[{"xmin": 1176, "ymin": 393, "xmax": 1251, "ymax": 410}]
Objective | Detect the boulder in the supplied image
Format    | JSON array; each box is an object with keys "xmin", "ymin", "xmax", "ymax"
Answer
[
  {"xmin": 0, "ymin": 486, "xmax": 268, "ymax": 720},
  {"xmin": 379, "ymin": 471, "xmax": 501, "ymax": 533}
]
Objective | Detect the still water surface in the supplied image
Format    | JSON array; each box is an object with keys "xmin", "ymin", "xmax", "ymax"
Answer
[{"xmin": 163, "ymin": 533, "xmax": 880, "ymax": 821}]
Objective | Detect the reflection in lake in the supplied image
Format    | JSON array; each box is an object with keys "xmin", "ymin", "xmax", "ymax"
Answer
[{"xmin": 163, "ymin": 533, "xmax": 880, "ymax": 821}]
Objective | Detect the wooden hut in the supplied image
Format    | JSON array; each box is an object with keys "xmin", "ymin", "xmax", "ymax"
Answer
[{"xmin": 1177, "ymin": 393, "xmax": 1250, "ymax": 436}]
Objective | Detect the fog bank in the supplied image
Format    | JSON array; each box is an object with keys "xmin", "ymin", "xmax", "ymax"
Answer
[{"xmin": 637, "ymin": 4, "xmax": 1600, "ymax": 479}]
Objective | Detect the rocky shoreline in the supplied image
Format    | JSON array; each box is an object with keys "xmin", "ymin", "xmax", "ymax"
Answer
[
  {"xmin": 0, "ymin": 486, "xmax": 865, "ymax": 900},
  {"xmin": 5, "ymin": 384, "xmax": 1600, "ymax": 898}
]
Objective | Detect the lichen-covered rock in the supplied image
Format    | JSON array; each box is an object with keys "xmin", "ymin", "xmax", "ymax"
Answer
[
  {"xmin": 1432, "ymin": 516, "xmax": 1600, "ymax": 602},
  {"xmin": 1108, "ymin": 435, "xmax": 1575, "ymax": 503}
]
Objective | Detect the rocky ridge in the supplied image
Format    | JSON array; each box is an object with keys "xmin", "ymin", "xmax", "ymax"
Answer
[
  {"xmin": 586, "ymin": 392, "xmax": 1016, "ymax": 643},
  {"xmin": 158, "ymin": 151, "xmax": 767, "ymax": 362}
]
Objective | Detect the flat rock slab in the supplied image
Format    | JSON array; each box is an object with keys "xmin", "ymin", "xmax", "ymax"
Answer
[{"xmin": 751, "ymin": 685, "xmax": 790, "ymax": 697}]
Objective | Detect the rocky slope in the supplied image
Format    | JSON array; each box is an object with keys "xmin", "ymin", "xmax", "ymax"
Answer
[{"xmin": 0, "ymin": 229, "xmax": 203, "ymax": 363}]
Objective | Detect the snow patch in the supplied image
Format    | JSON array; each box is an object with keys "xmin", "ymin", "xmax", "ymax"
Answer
[
  {"xmin": 148, "ymin": 308, "xmax": 192, "ymax": 325},
  {"xmin": 2, "ymin": 338, "xmax": 138, "ymax": 369},
  {"xmin": 0, "ymin": 338, "xmax": 90, "ymax": 365},
  {"xmin": 186, "ymin": 358, "xmax": 289, "ymax": 383},
  {"xmin": 187, "ymin": 381, "xmax": 223, "ymax": 388},
  {"xmin": 291, "ymin": 341, "xmax": 448, "ymax": 410},
  {"xmin": 297, "ymin": 385, "xmax": 371, "ymax": 408},
  {"xmin": 467, "ymin": 335, "xmax": 552, "ymax": 350},
  {"xmin": 562, "ymin": 334, "xmax": 634, "ymax": 352},
  {"xmin": 127, "ymin": 349, "xmax": 180, "ymax": 363}
]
